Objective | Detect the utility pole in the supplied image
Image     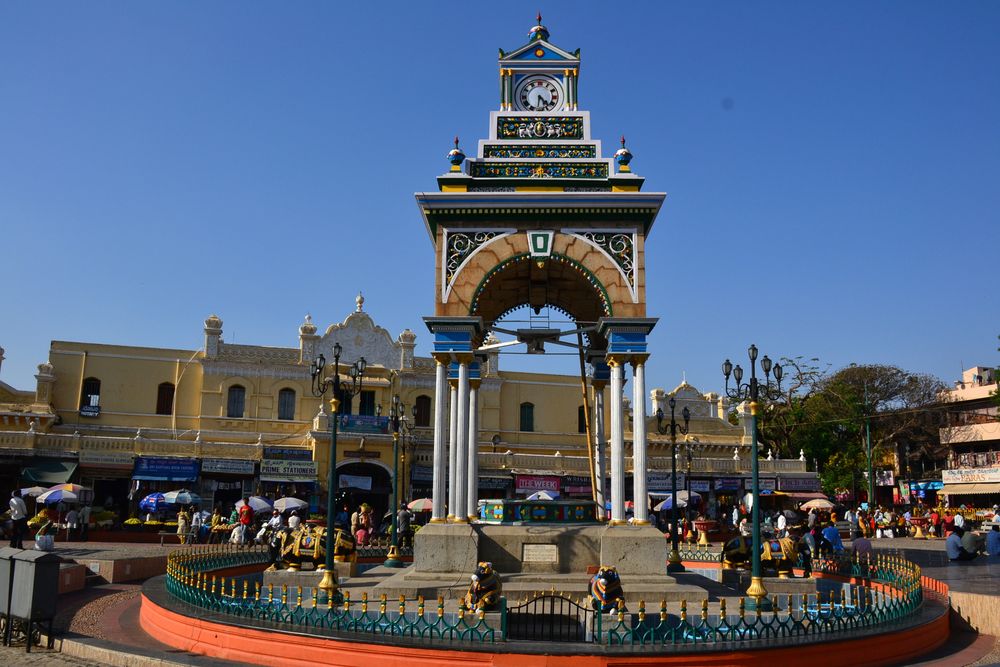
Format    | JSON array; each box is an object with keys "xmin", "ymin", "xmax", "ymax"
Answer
[{"xmin": 865, "ymin": 383, "xmax": 874, "ymax": 509}]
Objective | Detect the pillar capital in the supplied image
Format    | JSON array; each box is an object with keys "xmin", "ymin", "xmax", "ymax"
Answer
[
  {"xmin": 606, "ymin": 354, "xmax": 629, "ymax": 368},
  {"xmin": 629, "ymin": 354, "xmax": 650, "ymax": 368}
]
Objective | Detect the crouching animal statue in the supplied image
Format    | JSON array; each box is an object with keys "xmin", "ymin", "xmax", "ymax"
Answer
[
  {"xmin": 271, "ymin": 524, "xmax": 356, "ymax": 572},
  {"xmin": 721, "ymin": 535, "xmax": 800, "ymax": 578},
  {"xmin": 590, "ymin": 566, "xmax": 626, "ymax": 613},
  {"xmin": 465, "ymin": 562, "xmax": 502, "ymax": 611}
]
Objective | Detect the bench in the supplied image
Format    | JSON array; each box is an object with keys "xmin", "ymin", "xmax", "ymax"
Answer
[{"xmin": 158, "ymin": 531, "xmax": 197, "ymax": 546}]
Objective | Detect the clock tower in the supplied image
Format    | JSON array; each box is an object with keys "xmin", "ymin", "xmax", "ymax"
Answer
[{"xmin": 414, "ymin": 16, "xmax": 667, "ymax": 576}]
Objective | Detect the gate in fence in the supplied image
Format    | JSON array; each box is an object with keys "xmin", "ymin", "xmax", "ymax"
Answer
[{"xmin": 505, "ymin": 593, "xmax": 597, "ymax": 642}]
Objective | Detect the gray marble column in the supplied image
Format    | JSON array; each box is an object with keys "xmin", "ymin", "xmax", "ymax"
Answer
[
  {"xmin": 609, "ymin": 359, "xmax": 626, "ymax": 524},
  {"xmin": 631, "ymin": 360, "xmax": 649, "ymax": 524},
  {"xmin": 431, "ymin": 358, "xmax": 447, "ymax": 522},
  {"xmin": 454, "ymin": 361, "xmax": 470, "ymax": 522},
  {"xmin": 466, "ymin": 381, "xmax": 480, "ymax": 521},
  {"xmin": 448, "ymin": 381, "xmax": 458, "ymax": 521}
]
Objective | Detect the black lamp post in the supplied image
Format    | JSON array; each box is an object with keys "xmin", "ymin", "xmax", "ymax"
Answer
[
  {"xmin": 656, "ymin": 397, "xmax": 690, "ymax": 573},
  {"xmin": 310, "ymin": 344, "xmax": 366, "ymax": 594},
  {"xmin": 723, "ymin": 344, "xmax": 782, "ymax": 612},
  {"xmin": 384, "ymin": 395, "xmax": 406, "ymax": 568}
]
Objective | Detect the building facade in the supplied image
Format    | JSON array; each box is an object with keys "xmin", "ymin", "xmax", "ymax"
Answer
[{"xmin": 938, "ymin": 366, "xmax": 1000, "ymax": 504}]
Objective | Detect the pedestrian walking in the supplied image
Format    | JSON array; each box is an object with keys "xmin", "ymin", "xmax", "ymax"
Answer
[
  {"xmin": 397, "ymin": 502, "xmax": 413, "ymax": 549},
  {"xmin": 288, "ymin": 510, "xmax": 301, "ymax": 530},
  {"xmin": 9, "ymin": 490, "xmax": 28, "ymax": 549},
  {"xmin": 237, "ymin": 497, "xmax": 255, "ymax": 546},
  {"xmin": 65, "ymin": 507, "xmax": 79, "ymax": 542},
  {"xmin": 80, "ymin": 505, "xmax": 91, "ymax": 541}
]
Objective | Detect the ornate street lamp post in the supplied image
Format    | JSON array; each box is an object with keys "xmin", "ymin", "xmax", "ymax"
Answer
[
  {"xmin": 656, "ymin": 397, "xmax": 690, "ymax": 573},
  {"xmin": 723, "ymin": 344, "xmax": 782, "ymax": 611},
  {"xmin": 384, "ymin": 395, "xmax": 415, "ymax": 568},
  {"xmin": 310, "ymin": 344, "xmax": 366, "ymax": 594}
]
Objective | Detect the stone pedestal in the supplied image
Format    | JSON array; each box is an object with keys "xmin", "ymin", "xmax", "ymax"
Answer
[
  {"xmin": 412, "ymin": 523, "xmax": 478, "ymax": 573},
  {"xmin": 599, "ymin": 524, "xmax": 667, "ymax": 576}
]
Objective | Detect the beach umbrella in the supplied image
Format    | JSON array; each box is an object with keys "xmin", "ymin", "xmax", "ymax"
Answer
[
  {"xmin": 139, "ymin": 493, "xmax": 167, "ymax": 513},
  {"xmin": 652, "ymin": 490, "xmax": 702, "ymax": 511},
  {"xmin": 236, "ymin": 496, "xmax": 273, "ymax": 513},
  {"xmin": 525, "ymin": 490, "xmax": 558, "ymax": 501},
  {"xmin": 37, "ymin": 488, "xmax": 80, "ymax": 505},
  {"xmin": 407, "ymin": 497, "xmax": 433, "ymax": 512},
  {"xmin": 274, "ymin": 497, "xmax": 308, "ymax": 513},
  {"xmin": 800, "ymin": 498, "xmax": 835, "ymax": 511},
  {"xmin": 20, "ymin": 486, "xmax": 48, "ymax": 498},
  {"xmin": 162, "ymin": 489, "xmax": 201, "ymax": 506}
]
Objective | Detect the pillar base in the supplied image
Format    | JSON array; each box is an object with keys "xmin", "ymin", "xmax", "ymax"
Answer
[
  {"xmin": 412, "ymin": 522, "xmax": 478, "ymax": 573},
  {"xmin": 600, "ymin": 523, "xmax": 668, "ymax": 576}
]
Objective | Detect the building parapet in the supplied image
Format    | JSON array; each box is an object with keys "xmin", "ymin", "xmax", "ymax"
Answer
[{"xmin": 0, "ymin": 429, "xmax": 273, "ymax": 461}]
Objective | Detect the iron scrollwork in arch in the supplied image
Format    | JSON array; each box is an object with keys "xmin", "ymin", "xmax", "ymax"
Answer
[
  {"xmin": 564, "ymin": 230, "xmax": 638, "ymax": 302},
  {"xmin": 446, "ymin": 231, "xmax": 502, "ymax": 285}
]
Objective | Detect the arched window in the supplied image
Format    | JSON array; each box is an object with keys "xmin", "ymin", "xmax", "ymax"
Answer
[
  {"xmin": 227, "ymin": 385, "xmax": 246, "ymax": 418},
  {"xmin": 519, "ymin": 402, "xmax": 534, "ymax": 432},
  {"xmin": 414, "ymin": 395, "xmax": 432, "ymax": 427},
  {"xmin": 156, "ymin": 382, "xmax": 175, "ymax": 416},
  {"xmin": 578, "ymin": 405, "xmax": 587, "ymax": 434},
  {"xmin": 277, "ymin": 388, "xmax": 296, "ymax": 421},
  {"xmin": 80, "ymin": 377, "xmax": 101, "ymax": 409}
]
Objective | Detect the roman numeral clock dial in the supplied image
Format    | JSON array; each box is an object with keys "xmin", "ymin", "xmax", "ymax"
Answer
[{"xmin": 516, "ymin": 76, "xmax": 562, "ymax": 112}]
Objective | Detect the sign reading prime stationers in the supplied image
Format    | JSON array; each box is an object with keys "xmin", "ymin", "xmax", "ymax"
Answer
[{"xmin": 260, "ymin": 459, "xmax": 317, "ymax": 483}]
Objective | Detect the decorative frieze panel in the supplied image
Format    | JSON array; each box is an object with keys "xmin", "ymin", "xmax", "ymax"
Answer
[
  {"xmin": 497, "ymin": 117, "xmax": 584, "ymax": 139},
  {"xmin": 217, "ymin": 344, "xmax": 299, "ymax": 364},
  {"xmin": 483, "ymin": 144, "xmax": 596, "ymax": 159},
  {"xmin": 563, "ymin": 229, "xmax": 638, "ymax": 302},
  {"xmin": 470, "ymin": 162, "xmax": 608, "ymax": 179}
]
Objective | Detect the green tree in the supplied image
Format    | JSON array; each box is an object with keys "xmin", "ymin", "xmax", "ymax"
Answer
[{"xmin": 756, "ymin": 356, "xmax": 828, "ymax": 459}]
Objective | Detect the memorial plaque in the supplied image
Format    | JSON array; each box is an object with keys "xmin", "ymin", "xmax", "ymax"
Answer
[{"xmin": 522, "ymin": 544, "xmax": 559, "ymax": 563}]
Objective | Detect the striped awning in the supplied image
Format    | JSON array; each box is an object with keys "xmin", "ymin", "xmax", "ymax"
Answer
[{"xmin": 942, "ymin": 482, "xmax": 1000, "ymax": 495}]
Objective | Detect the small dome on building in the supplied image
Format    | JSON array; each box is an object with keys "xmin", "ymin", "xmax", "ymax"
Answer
[
  {"xmin": 447, "ymin": 136, "xmax": 466, "ymax": 167},
  {"xmin": 355, "ymin": 292, "xmax": 365, "ymax": 312},
  {"xmin": 299, "ymin": 314, "xmax": 317, "ymax": 336},
  {"xmin": 36, "ymin": 361, "xmax": 54, "ymax": 376},
  {"xmin": 528, "ymin": 13, "xmax": 549, "ymax": 42},
  {"xmin": 614, "ymin": 135, "xmax": 633, "ymax": 169},
  {"xmin": 399, "ymin": 328, "xmax": 417, "ymax": 343},
  {"xmin": 204, "ymin": 314, "xmax": 223, "ymax": 330}
]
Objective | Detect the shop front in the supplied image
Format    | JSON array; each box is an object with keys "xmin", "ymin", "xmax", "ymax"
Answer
[
  {"xmin": 79, "ymin": 450, "xmax": 134, "ymax": 521},
  {"xmin": 260, "ymin": 451, "xmax": 318, "ymax": 512},
  {"xmin": 561, "ymin": 474, "xmax": 594, "ymax": 500},
  {"xmin": 714, "ymin": 478, "xmax": 743, "ymax": 521},
  {"xmin": 479, "ymin": 473, "xmax": 512, "ymax": 501},
  {"xmin": 941, "ymin": 468, "xmax": 1000, "ymax": 508},
  {"xmin": 409, "ymin": 464, "xmax": 433, "ymax": 502},
  {"xmin": 337, "ymin": 461, "xmax": 391, "ymax": 529},
  {"xmin": 131, "ymin": 456, "xmax": 200, "ymax": 518},
  {"xmin": 778, "ymin": 476, "xmax": 825, "ymax": 506},
  {"xmin": 200, "ymin": 458, "xmax": 255, "ymax": 513}
]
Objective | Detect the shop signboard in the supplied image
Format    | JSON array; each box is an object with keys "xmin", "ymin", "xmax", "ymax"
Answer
[
  {"xmin": 201, "ymin": 458, "xmax": 255, "ymax": 475},
  {"xmin": 689, "ymin": 480, "xmax": 710, "ymax": 493},
  {"xmin": 716, "ymin": 478, "xmax": 743, "ymax": 491},
  {"xmin": 410, "ymin": 465, "xmax": 433, "ymax": 482},
  {"xmin": 898, "ymin": 481, "xmax": 912, "ymax": 503},
  {"xmin": 343, "ymin": 449, "xmax": 381, "ymax": 459},
  {"xmin": 79, "ymin": 450, "xmax": 134, "ymax": 470},
  {"xmin": 479, "ymin": 476, "xmax": 512, "ymax": 490},
  {"xmin": 757, "ymin": 478, "xmax": 776, "ymax": 492},
  {"xmin": 942, "ymin": 467, "xmax": 1000, "ymax": 484},
  {"xmin": 778, "ymin": 477, "xmax": 821, "ymax": 492},
  {"xmin": 648, "ymin": 472, "xmax": 685, "ymax": 492},
  {"xmin": 338, "ymin": 415, "xmax": 390, "ymax": 434},
  {"xmin": 515, "ymin": 475, "xmax": 560, "ymax": 494},
  {"xmin": 339, "ymin": 474, "xmax": 372, "ymax": 490},
  {"xmin": 263, "ymin": 447, "xmax": 312, "ymax": 461},
  {"xmin": 260, "ymin": 459, "xmax": 317, "ymax": 483},
  {"xmin": 562, "ymin": 475, "xmax": 599, "ymax": 494},
  {"xmin": 133, "ymin": 457, "xmax": 199, "ymax": 482},
  {"xmin": 876, "ymin": 469, "xmax": 895, "ymax": 486}
]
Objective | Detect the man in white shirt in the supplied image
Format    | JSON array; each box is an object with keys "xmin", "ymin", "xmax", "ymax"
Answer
[
  {"xmin": 954, "ymin": 512, "xmax": 966, "ymax": 529},
  {"xmin": 776, "ymin": 512, "xmax": 787, "ymax": 538},
  {"xmin": 65, "ymin": 508, "xmax": 79, "ymax": 542},
  {"xmin": 9, "ymin": 490, "xmax": 28, "ymax": 549},
  {"xmin": 288, "ymin": 510, "xmax": 301, "ymax": 530}
]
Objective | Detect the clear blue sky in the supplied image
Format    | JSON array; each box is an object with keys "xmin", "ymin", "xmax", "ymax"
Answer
[{"xmin": 2, "ymin": 3, "xmax": 998, "ymax": 397}]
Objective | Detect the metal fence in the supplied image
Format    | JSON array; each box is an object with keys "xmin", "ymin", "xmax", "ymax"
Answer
[{"xmin": 164, "ymin": 546, "xmax": 926, "ymax": 648}]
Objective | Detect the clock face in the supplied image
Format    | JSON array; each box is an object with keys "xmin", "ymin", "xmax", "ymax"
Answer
[{"xmin": 517, "ymin": 77, "xmax": 562, "ymax": 111}]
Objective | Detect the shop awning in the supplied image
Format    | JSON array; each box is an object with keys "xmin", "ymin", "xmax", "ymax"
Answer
[
  {"xmin": 942, "ymin": 483, "xmax": 1000, "ymax": 495},
  {"xmin": 21, "ymin": 461, "xmax": 77, "ymax": 484},
  {"xmin": 785, "ymin": 492, "xmax": 828, "ymax": 501}
]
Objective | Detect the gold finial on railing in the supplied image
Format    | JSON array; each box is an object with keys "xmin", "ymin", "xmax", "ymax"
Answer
[
  {"xmin": 343, "ymin": 590, "xmax": 351, "ymax": 612},
  {"xmin": 418, "ymin": 596, "xmax": 425, "ymax": 616},
  {"xmin": 478, "ymin": 608, "xmax": 485, "ymax": 620},
  {"xmin": 701, "ymin": 599, "xmax": 708, "ymax": 622},
  {"xmin": 738, "ymin": 597, "xmax": 745, "ymax": 620},
  {"xmin": 786, "ymin": 595, "xmax": 793, "ymax": 614},
  {"xmin": 399, "ymin": 595, "xmax": 406, "ymax": 615},
  {"xmin": 281, "ymin": 583, "xmax": 288, "ymax": 606},
  {"xmin": 211, "ymin": 576, "xmax": 217, "ymax": 596},
  {"xmin": 255, "ymin": 582, "xmax": 261, "ymax": 602},
  {"xmin": 379, "ymin": 594, "xmax": 387, "ymax": 614},
  {"xmin": 437, "ymin": 596, "xmax": 444, "ymax": 618},
  {"xmin": 296, "ymin": 585, "xmax": 303, "ymax": 608},
  {"xmin": 680, "ymin": 599, "xmax": 687, "ymax": 623},
  {"xmin": 616, "ymin": 598, "xmax": 624, "ymax": 623},
  {"xmin": 638, "ymin": 599, "xmax": 645, "ymax": 623},
  {"xmin": 268, "ymin": 583, "xmax": 274, "ymax": 602},
  {"xmin": 243, "ymin": 580, "xmax": 249, "ymax": 600},
  {"xmin": 361, "ymin": 592, "xmax": 368, "ymax": 614}
]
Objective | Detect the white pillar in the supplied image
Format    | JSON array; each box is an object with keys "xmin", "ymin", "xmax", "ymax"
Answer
[
  {"xmin": 632, "ymin": 360, "xmax": 649, "ymax": 524},
  {"xmin": 431, "ymin": 359, "xmax": 447, "ymax": 522},
  {"xmin": 593, "ymin": 384, "xmax": 607, "ymax": 514},
  {"xmin": 448, "ymin": 381, "xmax": 458, "ymax": 520},
  {"xmin": 454, "ymin": 361, "xmax": 470, "ymax": 522},
  {"xmin": 466, "ymin": 381, "xmax": 480, "ymax": 520},
  {"xmin": 609, "ymin": 359, "xmax": 626, "ymax": 524}
]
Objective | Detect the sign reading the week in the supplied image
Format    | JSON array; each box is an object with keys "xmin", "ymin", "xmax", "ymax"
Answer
[{"xmin": 942, "ymin": 467, "xmax": 1000, "ymax": 484}]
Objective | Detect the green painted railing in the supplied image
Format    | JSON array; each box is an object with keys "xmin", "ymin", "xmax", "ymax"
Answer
[
  {"xmin": 165, "ymin": 545, "xmax": 497, "ymax": 644},
  {"xmin": 165, "ymin": 546, "xmax": 926, "ymax": 648}
]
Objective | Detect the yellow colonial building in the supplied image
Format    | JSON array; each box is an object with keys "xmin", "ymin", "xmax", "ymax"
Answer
[{"xmin": 0, "ymin": 297, "xmax": 815, "ymax": 524}]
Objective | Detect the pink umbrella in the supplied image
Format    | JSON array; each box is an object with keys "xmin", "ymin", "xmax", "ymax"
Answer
[{"xmin": 407, "ymin": 498, "xmax": 433, "ymax": 512}]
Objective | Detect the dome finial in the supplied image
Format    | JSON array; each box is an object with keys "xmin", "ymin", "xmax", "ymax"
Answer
[
  {"xmin": 529, "ymin": 12, "xmax": 549, "ymax": 42},
  {"xmin": 614, "ymin": 135, "xmax": 633, "ymax": 173},
  {"xmin": 356, "ymin": 292, "xmax": 365, "ymax": 312},
  {"xmin": 447, "ymin": 136, "xmax": 466, "ymax": 172}
]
